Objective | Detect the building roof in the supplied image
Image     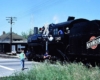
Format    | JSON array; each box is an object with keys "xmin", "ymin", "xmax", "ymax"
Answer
[
  {"xmin": 0, "ymin": 32, "xmax": 25, "ymax": 41},
  {"xmin": 0, "ymin": 40, "xmax": 27, "ymax": 43}
]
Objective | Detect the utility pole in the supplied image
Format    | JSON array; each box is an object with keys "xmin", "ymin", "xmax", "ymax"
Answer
[{"xmin": 6, "ymin": 17, "xmax": 17, "ymax": 52}]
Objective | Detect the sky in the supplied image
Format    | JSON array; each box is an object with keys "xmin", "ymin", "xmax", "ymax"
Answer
[{"xmin": 0, "ymin": 0, "xmax": 100, "ymax": 35}]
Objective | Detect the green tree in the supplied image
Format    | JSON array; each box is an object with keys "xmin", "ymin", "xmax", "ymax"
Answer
[{"xmin": 21, "ymin": 29, "xmax": 33, "ymax": 39}]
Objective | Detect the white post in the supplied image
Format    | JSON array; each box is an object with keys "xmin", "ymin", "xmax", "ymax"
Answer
[{"xmin": 46, "ymin": 40, "xmax": 48, "ymax": 51}]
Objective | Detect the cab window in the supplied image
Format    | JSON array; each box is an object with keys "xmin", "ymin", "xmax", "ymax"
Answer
[{"xmin": 53, "ymin": 28, "xmax": 58, "ymax": 35}]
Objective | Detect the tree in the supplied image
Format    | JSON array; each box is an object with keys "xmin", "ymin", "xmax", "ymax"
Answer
[{"xmin": 21, "ymin": 29, "xmax": 33, "ymax": 39}]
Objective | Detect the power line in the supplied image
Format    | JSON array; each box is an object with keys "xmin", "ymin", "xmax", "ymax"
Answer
[
  {"xmin": 28, "ymin": 0, "xmax": 63, "ymax": 15},
  {"xmin": 16, "ymin": 0, "xmax": 51, "ymax": 19},
  {"xmin": 0, "ymin": 0, "xmax": 64, "ymax": 35},
  {"xmin": 17, "ymin": 0, "xmax": 63, "ymax": 20}
]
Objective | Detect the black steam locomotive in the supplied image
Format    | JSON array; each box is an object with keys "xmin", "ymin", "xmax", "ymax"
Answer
[{"xmin": 27, "ymin": 16, "xmax": 100, "ymax": 64}]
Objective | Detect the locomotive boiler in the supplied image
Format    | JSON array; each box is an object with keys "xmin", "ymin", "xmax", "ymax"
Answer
[{"xmin": 27, "ymin": 16, "xmax": 100, "ymax": 64}]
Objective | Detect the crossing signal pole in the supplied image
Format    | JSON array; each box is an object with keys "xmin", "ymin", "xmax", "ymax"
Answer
[{"xmin": 6, "ymin": 17, "xmax": 17, "ymax": 52}]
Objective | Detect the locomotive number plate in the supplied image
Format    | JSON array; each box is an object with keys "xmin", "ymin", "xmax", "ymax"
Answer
[{"xmin": 55, "ymin": 37, "xmax": 61, "ymax": 40}]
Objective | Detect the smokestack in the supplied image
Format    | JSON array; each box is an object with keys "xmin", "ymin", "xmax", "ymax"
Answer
[
  {"xmin": 67, "ymin": 16, "xmax": 75, "ymax": 21},
  {"xmin": 34, "ymin": 27, "xmax": 38, "ymax": 34}
]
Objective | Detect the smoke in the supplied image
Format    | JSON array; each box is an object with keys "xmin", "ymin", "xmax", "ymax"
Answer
[{"xmin": 53, "ymin": 15, "xmax": 59, "ymax": 24}]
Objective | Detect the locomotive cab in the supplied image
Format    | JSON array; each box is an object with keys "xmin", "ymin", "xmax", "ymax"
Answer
[{"xmin": 47, "ymin": 21, "xmax": 73, "ymax": 61}]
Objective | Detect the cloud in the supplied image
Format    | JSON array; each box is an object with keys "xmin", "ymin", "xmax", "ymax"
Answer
[{"xmin": 53, "ymin": 15, "xmax": 59, "ymax": 24}]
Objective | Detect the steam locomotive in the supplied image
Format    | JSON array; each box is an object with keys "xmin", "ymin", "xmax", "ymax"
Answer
[{"xmin": 27, "ymin": 16, "xmax": 100, "ymax": 65}]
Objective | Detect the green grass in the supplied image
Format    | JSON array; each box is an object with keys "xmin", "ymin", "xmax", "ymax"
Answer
[{"xmin": 1, "ymin": 61, "xmax": 100, "ymax": 80}]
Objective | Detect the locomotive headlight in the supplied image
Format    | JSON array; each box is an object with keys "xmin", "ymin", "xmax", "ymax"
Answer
[
  {"xmin": 48, "ymin": 36, "xmax": 53, "ymax": 41},
  {"xmin": 66, "ymin": 27, "xmax": 69, "ymax": 30}
]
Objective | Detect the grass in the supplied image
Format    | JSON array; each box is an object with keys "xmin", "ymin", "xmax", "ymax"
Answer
[{"xmin": 1, "ymin": 61, "xmax": 100, "ymax": 80}]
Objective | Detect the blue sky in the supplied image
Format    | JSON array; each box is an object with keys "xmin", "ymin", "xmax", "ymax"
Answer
[{"xmin": 0, "ymin": 0, "xmax": 100, "ymax": 35}]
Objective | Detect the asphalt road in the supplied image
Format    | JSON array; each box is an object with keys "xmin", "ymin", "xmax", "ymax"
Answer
[{"xmin": 0, "ymin": 58, "xmax": 39, "ymax": 77}]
